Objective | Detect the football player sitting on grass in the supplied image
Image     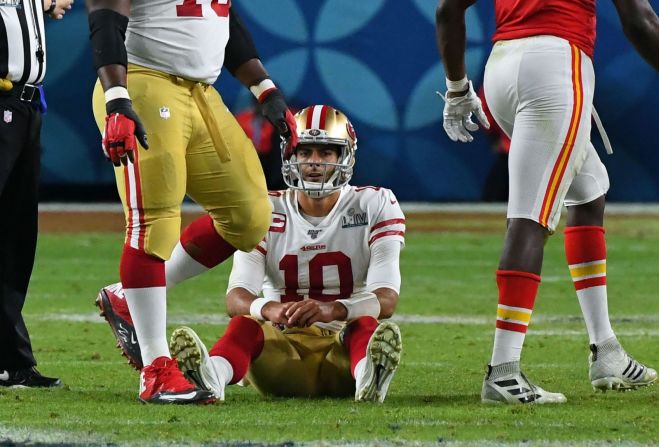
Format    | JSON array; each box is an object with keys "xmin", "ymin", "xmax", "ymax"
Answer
[{"xmin": 99, "ymin": 105, "xmax": 405, "ymax": 402}]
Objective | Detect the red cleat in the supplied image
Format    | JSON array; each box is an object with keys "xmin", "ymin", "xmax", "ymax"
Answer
[
  {"xmin": 95, "ymin": 283, "xmax": 143, "ymax": 370},
  {"xmin": 139, "ymin": 356, "xmax": 215, "ymax": 404}
]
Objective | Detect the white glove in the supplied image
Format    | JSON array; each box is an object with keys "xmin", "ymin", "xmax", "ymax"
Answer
[{"xmin": 438, "ymin": 81, "xmax": 490, "ymax": 143}]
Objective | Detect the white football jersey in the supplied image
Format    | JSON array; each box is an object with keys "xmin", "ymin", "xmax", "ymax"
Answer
[
  {"xmin": 126, "ymin": 0, "xmax": 231, "ymax": 84},
  {"xmin": 229, "ymin": 186, "xmax": 405, "ymax": 321}
]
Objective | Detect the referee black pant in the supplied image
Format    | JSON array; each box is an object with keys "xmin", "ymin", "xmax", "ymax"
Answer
[{"xmin": 0, "ymin": 91, "xmax": 41, "ymax": 371}]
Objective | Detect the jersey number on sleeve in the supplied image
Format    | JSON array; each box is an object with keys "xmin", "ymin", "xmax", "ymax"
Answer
[
  {"xmin": 176, "ymin": 0, "xmax": 230, "ymax": 17},
  {"xmin": 279, "ymin": 252, "xmax": 354, "ymax": 302}
]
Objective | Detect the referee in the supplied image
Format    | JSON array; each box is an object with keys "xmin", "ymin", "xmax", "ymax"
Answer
[{"xmin": 0, "ymin": 0, "xmax": 72, "ymax": 388}]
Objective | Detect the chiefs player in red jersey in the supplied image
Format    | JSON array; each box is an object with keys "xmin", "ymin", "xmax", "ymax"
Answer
[{"xmin": 436, "ymin": 0, "xmax": 659, "ymax": 404}]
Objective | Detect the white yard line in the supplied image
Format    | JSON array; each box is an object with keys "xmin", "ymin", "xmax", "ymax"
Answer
[
  {"xmin": 38, "ymin": 202, "xmax": 659, "ymax": 215},
  {"xmin": 30, "ymin": 312, "xmax": 659, "ymax": 328},
  {"xmin": 0, "ymin": 424, "xmax": 651, "ymax": 447}
]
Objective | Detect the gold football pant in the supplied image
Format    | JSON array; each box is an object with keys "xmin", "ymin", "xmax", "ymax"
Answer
[
  {"xmin": 92, "ymin": 64, "xmax": 271, "ymax": 259},
  {"xmin": 247, "ymin": 322, "xmax": 354, "ymax": 398}
]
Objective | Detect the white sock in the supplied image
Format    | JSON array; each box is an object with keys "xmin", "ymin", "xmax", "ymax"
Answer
[
  {"xmin": 491, "ymin": 328, "xmax": 525, "ymax": 366},
  {"xmin": 576, "ymin": 285, "xmax": 615, "ymax": 344},
  {"xmin": 124, "ymin": 286, "xmax": 170, "ymax": 366},
  {"xmin": 353, "ymin": 357, "xmax": 367, "ymax": 379},
  {"xmin": 165, "ymin": 242, "xmax": 209, "ymax": 289},
  {"xmin": 210, "ymin": 355, "xmax": 234, "ymax": 385}
]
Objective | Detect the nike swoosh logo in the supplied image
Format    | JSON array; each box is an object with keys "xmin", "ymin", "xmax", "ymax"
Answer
[
  {"xmin": 0, "ymin": 371, "xmax": 8, "ymax": 381},
  {"xmin": 157, "ymin": 391, "xmax": 199, "ymax": 401}
]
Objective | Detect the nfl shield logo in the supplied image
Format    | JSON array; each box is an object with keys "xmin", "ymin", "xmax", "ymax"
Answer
[
  {"xmin": 3, "ymin": 110, "xmax": 12, "ymax": 123},
  {"xmin": 159, "ymin": 107, "xmax": 170, "ymax": 119}
]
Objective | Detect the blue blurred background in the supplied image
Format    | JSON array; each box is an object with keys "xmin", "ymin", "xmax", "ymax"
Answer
[{"xmin": 41, "ymin": 0, "xmax": 659, "ymax": 202}]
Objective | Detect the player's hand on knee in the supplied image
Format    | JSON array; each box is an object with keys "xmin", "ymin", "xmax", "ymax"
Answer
[
  {"xmin": 103, "ymin": 91, "xmax": 149, "ymax": 166},
  {"xmin": 259, "ymin": 88, "xmax": 298, "ymax": 159},
  {"xmin": 438, "ymin": 81, "xmax": 489, "ymax": 143}
]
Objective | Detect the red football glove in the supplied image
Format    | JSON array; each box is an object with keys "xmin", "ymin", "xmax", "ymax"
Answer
[
  {"xmin": 259, "ymin": 89, "xmax": 298, "ymax": 160},
  {"xmin": 103, "ymin": 98, "xmax": 149, "ymax": 166}
]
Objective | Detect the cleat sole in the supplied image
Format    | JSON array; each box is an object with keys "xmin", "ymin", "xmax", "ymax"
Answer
[
  {"xmin": 95, "ymin": 290, "xmax": 142, "ymax": 371},
  {"xmin": 355, "ymin": 321, "xmax": 402, "ymax": 403}
]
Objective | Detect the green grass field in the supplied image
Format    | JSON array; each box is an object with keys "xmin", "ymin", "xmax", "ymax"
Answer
[{"xmin": 1, "ymin": 213, "xmax": 658, "ymax": 445}]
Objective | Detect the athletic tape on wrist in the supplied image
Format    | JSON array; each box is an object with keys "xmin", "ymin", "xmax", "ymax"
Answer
[
  {"xmin": 249, "ymin": 297, "xmax": 276, "ymax": 320},
  {"xmin": 249, "ymin": 79, "xmax": 276, "ymax": 101},
  {"xmin": 105, "ymin": 86, "xmax": 130, "ymax": 103},
  {"xmin": 336, "ymin": 291, "xmax": 381, "ymax": 321},
  {"xmin": 446, "ymin": 76, "xmax": 469, "ymax": 92}
]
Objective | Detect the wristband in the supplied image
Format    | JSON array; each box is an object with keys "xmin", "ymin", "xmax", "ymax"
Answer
[
  {"xmin": 249, "ymin": 297, "xmax": 276, "ymax": 320},
  {"xmin": 249, "ymin": 79, "xmax": 276, "ymax": 102},
  {"xmin": 105, "ymin": 86, "xmax": 130, "ymax": 103},
  {"xmin": 336, "ymin": 291, "xmax": 381, "ymax": 321},
  {"xmin": 446, "ymin": 76, "xmax": 469, "ymax": 93}
]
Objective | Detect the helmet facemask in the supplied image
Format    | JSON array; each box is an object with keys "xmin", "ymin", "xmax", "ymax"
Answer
[{"xmin": 281, "ymin": 105, "xmax": 357, "ymax": 198}]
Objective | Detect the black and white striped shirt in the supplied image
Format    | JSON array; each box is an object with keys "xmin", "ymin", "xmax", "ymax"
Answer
[{"xmin": 0, "ymin": 0, "xmax": 46, "ymax": 84}]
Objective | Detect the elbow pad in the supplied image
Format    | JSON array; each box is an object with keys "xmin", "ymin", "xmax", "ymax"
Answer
[{"xmin": 88, "ymin": 9, "xmax": 129, "ymax": 70}]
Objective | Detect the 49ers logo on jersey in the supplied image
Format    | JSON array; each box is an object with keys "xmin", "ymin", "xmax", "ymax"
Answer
[{"xmin": 269, "ymin": 212, "xmax": 286, "ymax": 233}]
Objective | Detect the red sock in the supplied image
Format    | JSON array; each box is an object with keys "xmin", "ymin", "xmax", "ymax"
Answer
[
  {"xmin": 343, "ymin": 316, "xmax": 378, "ymax": 376},
  {"xmin": 209, "ymin": 316, "xmax": 264, "ymax": 384},
  {"xmin": 490, "ymin": 270, "xmax": 540, "ymax": 365},
  {"xmin": 495, "ymin": 270, "xmax": 539, "ymax": 333},
  {"xmin": 120, "ymin": 245, "xmax": 165, "ymax": 288},
  {"xmin": 564, "ymin": 226, "xmax": 607, "ymax": 290},
  {"xmin": 564, "ymin": 226, "xmax": 613, "ymax": 343},
  {"xmin": 180, "ymin": 215, "xmax": 236, "ymax": 268}
]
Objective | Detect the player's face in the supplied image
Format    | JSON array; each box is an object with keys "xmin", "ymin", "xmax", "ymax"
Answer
[{"xmin": 295, "ymin": 144, "xmax": 340, "ymax": 183}]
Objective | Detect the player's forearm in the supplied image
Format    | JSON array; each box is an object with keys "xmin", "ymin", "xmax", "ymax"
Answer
[
  {"xmin": 374, "ymin": 287, "xmax": 398, "ymax": 319},
  {"xmin": 225, "ymin": 287, "xmax": 257, "ymax": 317},
  {"xmin": 613, "ymin": 0, "xmax": 659, "ymax": 71},
  {"xmin": 97, "ymin": 65, "xmax": 127, "ymax": 90},
  {"xmin": 233, "ymin": 59, "xmax": 270, "ymax": 90},
  {"xmin": 435, "ymin": 0, "xmax": 476, "ymax": 82}
]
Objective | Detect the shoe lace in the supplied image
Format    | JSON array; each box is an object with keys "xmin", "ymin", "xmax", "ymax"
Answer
[{"xmin": 519, "ymin": 371, "xmax": 539, "ymax": 398}]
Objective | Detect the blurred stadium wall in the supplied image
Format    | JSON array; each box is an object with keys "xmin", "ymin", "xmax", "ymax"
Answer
[{"xmin": 42, "ymin": 0, "xmax": 659, "ymax": 202}]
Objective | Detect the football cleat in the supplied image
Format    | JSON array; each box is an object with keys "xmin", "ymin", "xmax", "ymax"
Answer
[
  {"xmin": 589, "ymin": 337, "xmax": 657, "ymax": 391},
  {"xmin": 170, "ymin": 326, "xmax": 226, "ymax": 401},
  {"xmin": 481, "ymin": 361, "xmax": 567, "ymax": 404},
  {"xmin": 355, "ymin": 320, "xmax": 402, "ymax": 403},
  {"xmin": 96, "ymin": 283, "xmax": 142, "ymax": 370},
  {"xmin": 139, "ymin": 356, "xmax": 215, "ymax": 404},
  {"xmin": 0, "ymin": 367, "xmax": 61, "ymax": 388}
]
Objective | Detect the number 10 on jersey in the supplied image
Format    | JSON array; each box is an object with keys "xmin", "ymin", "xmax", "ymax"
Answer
[{"xmin": 176, "ymin": 0, "xmax": 230, "ymax": 17}]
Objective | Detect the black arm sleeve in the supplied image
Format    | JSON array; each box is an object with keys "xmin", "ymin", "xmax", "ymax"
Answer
[
  {"xmin": 88, "ymin": 9, "xmax": 129, "ymax": 70},
  {"xmin": 224, "ymin": 6, "xmax": 260, "ymax": 76}
]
